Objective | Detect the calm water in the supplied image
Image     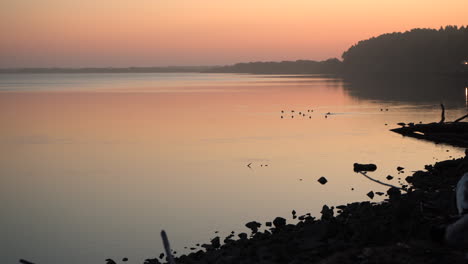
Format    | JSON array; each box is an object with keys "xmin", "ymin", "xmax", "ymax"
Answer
[{"xmin": 1, "ymin": 73, "xmax": 467, "ymax": 264}]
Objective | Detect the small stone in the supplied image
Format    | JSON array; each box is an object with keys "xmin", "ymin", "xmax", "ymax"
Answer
[
  {"xmin": 265, "ymin": 221, "xmax": 272, "ymax": 227},
  {"xmin": 238, "ymin": 233, "xmax": 248, "ymax": 240},
  {"xmin": 386, "ymin": 175, "xmax": 394, "ymax": 180},
  {"xmin": 318, "ymin": 176, "xmax": 328, "ymax": 185},
  {"xmin": 273, "ymin": 217, "xmax": 286, "ymax": 228},
  {"xmin": 122, "ymin": 258, "xmax": 128, "ymax": 262},
  {"xmin": 375, "ymin": 192, "xmax": 384, "ymax": 196},
  {"xmin": 397, "ymin": 166, "xmax": 404, "ymax": 171},
  {"xmin": 321, "ymin": 205, "xmax": 334, "ymax": 220},
  {"xmin": 353, "ymin": 163, "xmax": 377, "ymax": 172},
  {"xmin": 245, "ymin": 221, "xmax": 262, "ymax": 233},
  {"xmin": 159, "ymin": 253, "xmax": 164, "ymax": 259},
  {"xmin": 367, "ymin": 191, "xmax": 375, "ymax": 199},
  {"xmin": 210, "ymin": 236, "xmax": 220, "ymax": 248}
]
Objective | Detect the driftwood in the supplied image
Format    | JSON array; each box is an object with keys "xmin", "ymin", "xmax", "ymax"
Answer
[
  {"xmin": 440, "ymin": 103, "xmax": 445, "ymax": 124},
  {"xmin": 391, "ymin": 105, "xmax": 468, "ymax": 148},
  {"xmin": 161, "ymin": 230, "xmax": 176, "ymax": 264},
  {"xmin": 454, "ymin": 114, "xmax": 468, "ymax": 123},
  {"xmin": 357, "ymin": 171, "xmax": 407, "ymax": 192}
]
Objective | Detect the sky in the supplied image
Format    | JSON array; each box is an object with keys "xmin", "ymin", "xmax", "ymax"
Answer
[{"xmin": 0, "ymin": 0, "xmax": 467, "ymax": 67}]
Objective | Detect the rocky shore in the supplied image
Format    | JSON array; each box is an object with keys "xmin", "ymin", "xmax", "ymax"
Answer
[{"xmin": 138, "ymin": 153, "xmax": 468, "ymax": 264}]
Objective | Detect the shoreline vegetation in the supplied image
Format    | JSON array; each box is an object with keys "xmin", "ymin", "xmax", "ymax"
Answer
[{"xmin": 3, "ymin": 26, "xmax": 468, "ymax": 76}]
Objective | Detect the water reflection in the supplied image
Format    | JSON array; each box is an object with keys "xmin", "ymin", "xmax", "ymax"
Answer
[
  {"xmin": 343, "ymin": 75, "xmax": 468, "ymax": 106},
  {"xmin": 465, "ymin": 87, "xmax": 468, "ymax": 109},
  {"xmin": 1, "ymin": 73, "xmax": 467, "ymax": 264}
]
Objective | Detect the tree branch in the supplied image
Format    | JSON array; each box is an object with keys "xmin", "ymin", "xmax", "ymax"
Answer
[
  {"xmin": 440, "ymin": 103, "xmax": 445, "ymax": 124},
  {"xmin": 454, "ymin": 114, "xmax": 468, "ymax": 123},
  {"xmin": 357, "ymin": 171, "xmax": 407, "ymax": 192}
]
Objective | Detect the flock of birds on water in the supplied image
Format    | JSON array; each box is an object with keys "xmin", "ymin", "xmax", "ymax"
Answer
[{"xmin": 279, "ymin": 108, "xmax": 390, "ymax": 119}]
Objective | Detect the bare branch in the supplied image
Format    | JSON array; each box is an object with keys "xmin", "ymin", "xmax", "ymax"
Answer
[
  {"xmin": 357, "ymin": 171, "xmax": 407, "ymax": 192},
  {"xmin": 454, "ymin": 114, "xmax": 468, "ymax": 123},
  {"xmin": 440, "ymin": 103, "xmax": 445, "ymax": 124}
]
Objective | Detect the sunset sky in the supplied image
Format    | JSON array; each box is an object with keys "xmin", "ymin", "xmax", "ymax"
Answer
[{"xmin": 1, "ymin": 0, "xmax": 467, "ymax": 67}]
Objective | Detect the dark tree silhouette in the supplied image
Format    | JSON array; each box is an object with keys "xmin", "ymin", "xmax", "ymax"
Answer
[
  {"xmin": 205, "ymin": 59, "xmax": 342, "ymax": 74},
  {"xmin": 342, "ymin": 26, "xmax": 468, "ymax": 74}
]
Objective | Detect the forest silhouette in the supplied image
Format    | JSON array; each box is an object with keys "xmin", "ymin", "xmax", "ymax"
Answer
[
  {"xmin": 208, "ymin": 26, "xmax": 468, "ymax": 75},
  {"xmin": 1, "ymin": 26, "xmax": 467, "ymax": 75}
]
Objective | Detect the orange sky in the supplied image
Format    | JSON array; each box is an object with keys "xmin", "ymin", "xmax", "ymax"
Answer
[{"xmin": 0, "ymin": 0, "xmax": 467, "ymax": 67}]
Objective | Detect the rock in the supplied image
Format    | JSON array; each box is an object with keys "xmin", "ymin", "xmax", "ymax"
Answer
[
  {"xmin": 245, "ymin": 221, "xmax": 262, "ymax": 233},
  {"xmin": 211, "ymin": 236, "xmax": 221, "ymax": 248},
  {"xmin": 273, "ymin": 217, "xmax": 287, "ymax": 228},
  {"xmin": 201, "ymin": 243, "xmax": 213, "ymax": 251},
  {"xmin": 19, "ymin": 260, "xmax": 35, "ymax": 264},
  {"xmin": 375, "ymin": 192, "xmax": 384, "ymax": 196},
  {"xmin": 367, "ymin": 191, "xmax": 375, "ymax": 199},
  {"xmin": 292, "ymin": 210, "xmax": 297, "ymax": 219},
  {"xmin": 354, "ymin": 163, "xmax": 377, "ymax": 172},
  {"xmin": 318, "ymin": 176, "xmax": 328, "ymax": 185},
  {"xmin": 143, "ymin": 258, "xmax": 161, "ymax": 264},
  {"xmin": 397, "ymin": 166, "xmax": 404, "ymax": 171},
  {"xmin": 387, "ymin": 187, "xmax": 401, "ymax": 200},
  {"xmin": 386, "ymin": 175, "xmax": 394, "ymax": 180},
  {"xmin": 159, "ymin": 253, "xmax": 164, "ymax": 259},
  {"xmin": 265, "ymin": 221, "xmax": 272, "ymax": 227},
  {"xmin": 238, "ymin": 233, "xmax": 248, "ymax": 240},
  {"xmin": 122, "ymin": 258, "xmax": 128, "ymax": 262},
  {"xmin": 321, "ymin": 205, "xmax": 334, "ymax": 221}
]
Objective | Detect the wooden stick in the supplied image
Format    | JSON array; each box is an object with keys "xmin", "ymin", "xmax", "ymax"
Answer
[
  {"xmin": 440, "ymin": 103, "xmax": 445, "ymax": 124},
  {"xmin": 161, "ymin": 230, "xmax": 176, "ymax": 264},
  {"xmin": 454, "ymin": 114, "xmax": 468, "ymax": 123},
  {"xmin": 358, "ymin": 171, "xmax": 407, "ymax": 192}
]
